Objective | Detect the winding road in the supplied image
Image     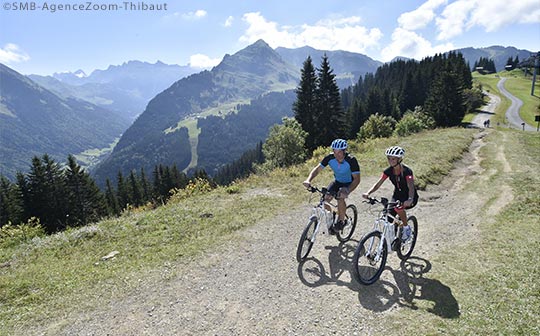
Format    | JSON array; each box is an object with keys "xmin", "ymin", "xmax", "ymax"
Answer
[{"xmin": 497, "ymin": 77, "xmax": 536, "ymax": 131}]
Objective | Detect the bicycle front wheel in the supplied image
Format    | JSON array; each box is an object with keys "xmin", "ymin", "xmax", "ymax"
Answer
[
  {"xmin": 337, "ymin": 204, "xmax": 358, "ymax": 242},
  {"xmin": 397, "ymin": 216, "xmax": 418, "ymax": 260},
  {"xmin": 296, "ymin": 218, "xmax": 317, "ymax": 262},
  {"xmin": 352, "ymin": 231, "xmax": 387, "ymax": 285}
]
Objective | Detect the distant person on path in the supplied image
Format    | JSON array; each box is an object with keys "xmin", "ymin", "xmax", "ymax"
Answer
[
  {"xmin": 362, "ymin": 146, "xmax": 419, "ymax": 241},
  {"xmin": 303, "ymin": 139, "xmax": 361, "ymax": 234}
]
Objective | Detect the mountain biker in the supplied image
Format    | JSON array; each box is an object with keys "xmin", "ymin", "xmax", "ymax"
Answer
[
  {"xmin": 303, "ymin": 139, "xmax": 361, "ymax": 234},
  {"xmin": 362, "ymin": 146, "xmax": 418, "ymax": 241}
]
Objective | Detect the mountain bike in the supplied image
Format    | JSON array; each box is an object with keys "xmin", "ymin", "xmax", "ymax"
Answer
[
  {"xmin": 352, "ymin": 197, "xmax": 418, "ymax": 285},
  {"xmin": 296, "ymin": 186, "xmax": 357, "ymax": 262}
]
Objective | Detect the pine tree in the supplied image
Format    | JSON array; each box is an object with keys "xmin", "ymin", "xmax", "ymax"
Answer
[
  {"xmin": 140, "ymin": 167, "xmax": 151, "ymax": 204},
  {"xmin": 293, "ymin": 56, "xmax": 318, "ymax": 151},
  {"xmin": 346, "ymin": 98, "xmax": 367, "ymax": 139},
  {"xmin": 116, "ymin": 171, "xmax": 130, "ymax": 210},
  {"xmin": 25, "ymin": 155, "xmax": 68, "ymax": 233},
  {"xmin": 152, "ymin": 165, "xmax": 164, "ymax": 203},
  {"xmin": 424, "ymin": 67, "xmax": 466, "ymax": 127},
  {"xmin": 128, "ymin": 170, "xmax": 143, "ymax": 207},
  {"xmin": 314, "ymin": 54, "xmax": 346, "ymax": 147},
  {"xmin": 0, "ymin": 175, "xmax": 24, "ymax": 227},
  {"xmin": 15, "ymin": 172, "xmax": 30, "ymax": 221},
  {"xmin": 105, "ymin": 178, "xmax": 120, "ymax": 216},
  {"xmin": 506, "ymin": 56, "xmax": 515, "ymax": 70},
  {"xmin": 65, "ymin": 155, "xmax": 107, "ymax": 226}
]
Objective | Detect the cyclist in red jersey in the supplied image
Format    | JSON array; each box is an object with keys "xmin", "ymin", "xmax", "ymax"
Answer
[{"xmin": 362, "ymin": 146, "xmax": 418, "ymax": 240}]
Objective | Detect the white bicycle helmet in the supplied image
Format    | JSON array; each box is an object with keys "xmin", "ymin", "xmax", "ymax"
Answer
[
  {"xmin": 331, "ymin": 139, "xmax": 348, "ymax": 150},
  {"xmin": 385, "ymin": 146, "xmax": 405, "ymax": 158}
]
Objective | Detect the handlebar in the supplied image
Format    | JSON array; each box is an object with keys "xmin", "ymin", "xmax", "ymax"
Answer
[
  {"xmin": 307, "ymin": 186, "xmax": 323, "ymax": 193},
  {"xmin": 363, "ymin": 197, "xmax": 401, "ymax": 208},
  {"xmin": 306, "ymin": 185, "xmax": 336, "ymax": 196}
]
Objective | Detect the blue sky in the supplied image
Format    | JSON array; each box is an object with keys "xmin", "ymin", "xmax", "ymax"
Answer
[{"xmin": 1, "ymin": 0, "xmax": 539, "ymax": 76}]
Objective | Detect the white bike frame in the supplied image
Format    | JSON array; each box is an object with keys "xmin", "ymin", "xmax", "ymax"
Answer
[{"xmin": 367, "ymin": 202, "xmax": 401, "ymax": 260}]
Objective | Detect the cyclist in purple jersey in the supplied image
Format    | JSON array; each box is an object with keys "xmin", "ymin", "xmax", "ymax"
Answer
[{"xmin": 303, "ymin": 139, "xmax": 361, "ymax": 233}]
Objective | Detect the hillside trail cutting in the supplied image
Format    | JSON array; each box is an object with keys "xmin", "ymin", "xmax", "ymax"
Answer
[{"xmin": 32, "ymin": 125, "xmax": 515, "ymax": 336}]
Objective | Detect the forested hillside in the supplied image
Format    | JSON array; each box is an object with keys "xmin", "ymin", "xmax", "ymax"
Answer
[
  {"xmin": 339, "ymin": 51, "xmax": 475, "ymax": 138},
  {"xmin": 197, "ymin": 90, "xmax": 296, "ymax": 174},
  {"xmin": 91, "ymin": 40, "xmax": 300, "ymax": 186}
]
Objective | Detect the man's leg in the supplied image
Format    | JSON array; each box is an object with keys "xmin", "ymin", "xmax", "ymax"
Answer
[{"xmin": 337, "ymin": 198, "xmax": 346, "ymax": 221}]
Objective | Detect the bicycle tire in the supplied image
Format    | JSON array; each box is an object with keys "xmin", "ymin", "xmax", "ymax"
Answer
[
  {"xmin": 336, "ymin": 204, "xmax": 358, "ymax": 242},
  {"xmin": 352, "ymin": 231, "xmax": 387, "ymax": 285},
  {"xmin": 397, "ymin": 216, "xmax": 418, "ymax": 260},
  {"xmin": 296, "ymin": 218, "xmax": 317, "ymax": 262}
]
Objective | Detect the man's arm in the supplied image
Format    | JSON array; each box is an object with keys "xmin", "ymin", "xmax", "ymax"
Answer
[
  {"xmin": 349, "ymin": 173, "xmax": 360, "ymax": 193},
  {"xmin": 303, "ymin": 165, "xmax": 323, "ymax": 188}
]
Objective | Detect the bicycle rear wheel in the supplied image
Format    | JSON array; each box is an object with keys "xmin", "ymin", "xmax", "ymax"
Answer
[
  {"xmin": 397, "ymin": 216, "xmax": 418, "ymax": 260},
  {"xmin": 352, "ymin": 231, "xmax": 387, "ymax": 285},
  {"xmin": 337, "ymin": 204, "xmax": 358, "ymax": 242},
  {"xmin": 296, "ymin": 218, "xmax": 317, "ymax": 262}
]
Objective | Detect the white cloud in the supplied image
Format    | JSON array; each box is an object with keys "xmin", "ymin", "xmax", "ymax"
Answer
[
  {"xmin": 239, "ymin": 12, "xmax": 382, "ymax": 54},
  {"xmin": 398, "ymin": 0, "xmax": 447, "ymax": 30},
  {"xmin": 188, "ymin": 53, "xmax": 221, "ymax": 68},
  {"xmin": 178, "ymin": 9, "xmax": 207, "ymax": 20},
  {"xmin": 468, "ymin": 0, "xmax": 540, "ymax": 31},
  {"xmin": 224, "ymin": 16, "xmax": 234, "ymax": 27},
  {"xmin": 435, "ymin": 0, "xmax": 476, "ymax": 40},
  {"xmin": 0, "ymin": 44, "xmax": 30, "ymax": 64},
  {"xmin": 381, "ymin": 28, "xmax": 454, "ymax": 62},
  {"xmin": 381, "ymin": 0, "xmax": 539, "ymax": 61},
  {"xmin": 162, "ymin": 9, "xmax": 207, "ymax": 23},
  {"xmin": 436, "ymin": 0, "xmax": 540, "ymax": 40}
]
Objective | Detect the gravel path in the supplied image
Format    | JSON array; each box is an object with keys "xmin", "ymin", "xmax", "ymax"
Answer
[
  {"xmin": 28, "ymin": 129, "xmax": 513, "ymax": 336},
  {"xmin": 472, "ymin": 91, "xmax": 499, "ymax": 128}
]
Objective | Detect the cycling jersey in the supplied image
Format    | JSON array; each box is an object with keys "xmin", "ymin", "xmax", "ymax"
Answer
[
  {"xmin": 381, "ymin": 164, "xmax": 418, "ymax": 202},
  {"xmin": 320, "ymin": 153, "xmax": 360, "ymax": 184}
]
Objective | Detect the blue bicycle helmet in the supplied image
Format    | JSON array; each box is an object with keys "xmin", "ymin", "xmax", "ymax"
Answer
[{"xmin": 331, "ymin": 139, "xmax": 348, "ymax": 150}]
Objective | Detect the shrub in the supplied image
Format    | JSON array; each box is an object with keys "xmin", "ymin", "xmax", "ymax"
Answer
[
  {"xmin": 168, "ymin": 178, "xmax": 214, "ymax": 202},
  {"xmin": 0, "ymin": 217, "xmax": 45, "ymax": 249},
  {"xmin": 394, "ymin": 109, "xmax": 433, "ymax": 136},
  {"xmin": 261, "ymin": 118, "xmax": 308, "ymax": 171},
  {"xmin": 357, "ymin": 113, "xmax": 396, "ymax": 141}
]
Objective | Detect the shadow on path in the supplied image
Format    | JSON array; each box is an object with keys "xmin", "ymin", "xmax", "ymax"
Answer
[{"xmin": 298, "ymin": 253, "xmax": 460, "ymax": 318}]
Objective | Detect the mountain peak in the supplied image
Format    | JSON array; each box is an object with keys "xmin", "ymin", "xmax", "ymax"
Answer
[
  {"xmin": 213, "ymin": 39, "xmax": 288, "ymax": 75},
  {"xmin": 74, "ymin": 69, "xmax": 87, "ymax": 78},
  {"xmin": 52, "ymin": 69, "xmax": 87, "ymax": 83}
]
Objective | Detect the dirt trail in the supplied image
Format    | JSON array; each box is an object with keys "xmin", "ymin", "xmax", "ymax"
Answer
[{"xmin": 29, "ymin": 128, "xmax": 513, "ymax": 336}]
